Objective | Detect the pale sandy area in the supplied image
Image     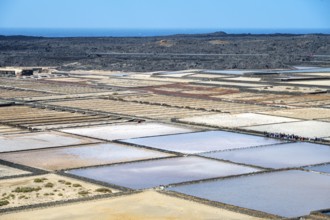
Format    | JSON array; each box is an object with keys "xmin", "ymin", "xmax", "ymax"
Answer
[
  {"xmin": 98, "ymin": 77, "xmax": 171, "ymax": 87},
  {"xmin": 222, "ymin": 76, "xmax": 262, "ymax": 82},
  {"xmin": 301, "ymin": 73, "xmax": 330, "ymax": 77},
  {"xmin": 153, "ymin": 87, "xmax": 186, "ymax": 92},
  {"xmin": 0, "ymin": 190, "xmax": 265, "ymax": 220},
  {"xmin": 201, "ymin": 81, "xmax": 268, "ymax": 87},
  {"xmin": 17, "ymin": 91, "xmax": 117, "ymax": 102},
  {"xmin": 156, "ymin": 72, "xmax": 195, "ymax": 78},
  {"xmin": 181, "ymin": 90, "xmax": 220, "ymax": 94},
  {"xmin": 212, "ymin": 93, "xmax": 292, "ymax": 102},
  {"xmin": 67, "ymin": 70, "xmax": 133, "ymax": 75},
  {"xmin": 319, "ymin": 118, "xmax": 330, "ymax": 122},
  {"xmin": 288, "ymin": 100, "xmax": 330, "ymax": 107},
  {"xmin": 180, "ymin": 113, "xmax": 299, "ymax": 128},
  {"xmin": 71, "ymin": 74, "xmax": 109, "ymax": 79},
  {"xmin": 209, "ymin": 39, "xmax": 230, "ymax": 45},
  {"xmin": 127, "ymin": 72, "xmax": 197, "ymax": 82},
  {"xmin": 0, "ymin": 125, "xmax": 25, "ymax": 135},
  {"xmin": 262, "ymin": 108, "xmax": 330, "ymax": 119},
  {"xmin": 189, "ymin": 73, "xmax": 229, "ymax": 78},
  {"xmin": 251, "ymin": 86, "xmax": 326, "ymax": 93},
  {"xmin": 0, "ymin": 164, "xmax": 30, "ymax": 177},
  {"xmin": 0, "ymin": 174, "xmax": 118, "ymax": 209},
  {"xmin": 143, "ymin": 76, "xmax": 196, "ymax": 83},
  {"xmin": 44, "ymin": 77, "xmax": 90, "ymax": 83},
  {"xmin": 287, "ymin": 80, "xmax": 330, "ymax": 86},
  {"xmin": 126, "ymin": 73, "xmax": 154, "ymax": 79},
  {"xmin": 211, "ymin": 92, "xmax": 264, "ymax": 99}
]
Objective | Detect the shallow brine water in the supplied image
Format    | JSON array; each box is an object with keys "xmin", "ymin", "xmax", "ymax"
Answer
[
  {"xmin": 122, "ymin": 130, "xmax": 283, "ymax": 154},
  {"xmin": 61, "ymin": 123, "xmax": 194, "ymax": 141},
  {"xmin": 306, "ymin": 164, "xmax": 330, "ymax": 174},
  {"xmin": 201, "ymin": 142, "xmax": 330, "ymax": 169},
  {"xmin": 0, "ymin": 143, "xmax": 173, "ymax": 170},
  {"xmin": 67, "ymin": 156, "xmax": 260, "ymax": 189},
  {"xmin": 170, "ymin": 170, "xmax": 330, "ymax": 218},
  {"xmin": 0, "ymin": 132, "xmax": 95, "ymax": 153}
]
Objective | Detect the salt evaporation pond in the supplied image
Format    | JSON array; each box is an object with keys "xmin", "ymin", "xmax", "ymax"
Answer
[
  {"xmin": 245, "ymin": 121, "xmax": 330, "ymax": 139},
  {"xmin": 202, "ymin": 70, "xmax": 260, "ymax": 75},
  {"xmin": 121, "ymin": 131, "xmax": 283, "ymax": 154},
  {"xmin": 278, "ymin": 67, "xmax": 330, "ymax": 74},
  {"xmin": 306, "ymin": 164, "xmax": 330, "ymax": 174},
  {"xmin": 170, "ymin": 170, "xmax": 330, "ymax": 218},
  {"xmin": 201, "ymin": 142, "xmax": 330, "ymax": 169},
  {"xmin": 0, "ymin": 164, "xmax": 31, "ymax": 178},
  {"xmin": 0, "ymin": 132, "xmax": 96, "ymax": 153},
  {"xmin": 180, "ymin": 113, "xmax": 299, "ymax": 128},
  {"xmin": 61, "ymin": 122, "xmax": 194, "ymax": 141},
  {"xmin": 67, "ymin": 156, "xmax": 260, "ymax": 189},
  {"xmin": 0, "ymin": 143, "xmax": 173, "ymax": 171}
]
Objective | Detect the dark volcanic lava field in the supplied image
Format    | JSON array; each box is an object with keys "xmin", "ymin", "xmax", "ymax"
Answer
[{"xmin": 1, "ymin": 32, "xmax": 330, "ymax": 71}]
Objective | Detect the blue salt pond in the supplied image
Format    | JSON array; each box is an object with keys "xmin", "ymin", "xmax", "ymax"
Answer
[
  {"xmin": 67, "ymin": 156, "xmax": 260, "ymax": 189},
  {"xmin": 306, "ymin": 164, "xmax": 330, "ymax": 174},
  {"xmin": 121, "ymin": 131, "xmax": 283, "ymax": 154},
  {"xmin": 201, "ymin": 142, "xmax": 330, "ymax": 169},
  {"xmin": 170, "ymin": 170, "xmax": 330, "ymax": 218}
]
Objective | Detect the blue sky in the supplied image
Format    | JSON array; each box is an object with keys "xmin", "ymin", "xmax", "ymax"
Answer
[{"xmin": 0, "ymin": 0, "xmax": 329, "ymax": 29}]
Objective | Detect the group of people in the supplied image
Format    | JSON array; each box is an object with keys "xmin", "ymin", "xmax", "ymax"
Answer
[{"xmin": 263, "ymin": 132, "xmax": 323, "ymax": 142}]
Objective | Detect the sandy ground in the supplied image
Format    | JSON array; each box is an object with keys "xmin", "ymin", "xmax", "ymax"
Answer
[
  {"xmin": 44, "ymin": 77, "xmax": 94, "ymax": 84},
  {"xmin": 98, "ymin": 77, "xmax": 172, "ymax": 87},
  {"xmin": 66, "ymin": 70, "xmax": 132, "ymax": 75},
  {"xmin": 222, "ymin": 76, "xmax": 262, "ymax": 82},
  {"xmin": 319, "ymin": 118, "xmax": 330, "ymax": 122},
  {"xmin": 0, "ymin": 164, "xmax": 30, "ymax": 177},
  {"xmin": 200, "ymin": 81, "xmax": 268, "ymax": 87},
  {"xmin": 132, "ymin": 76, "xmax": 196, "ymax": 83},
  {"xmin": 189, "ymin": 73, "xmax": 229, "ymax": 78},
  {"xmin": 251, "ymin": 86, "xmax": 326, "ymax": 93},
  {"xmin": 0, "ymin": 174, "xmax": 118, "ymax": 209},
  {"xmin": 0, "ymin": 190, "xmax": 265, "ymax": 220},
  {"xmin": 209, "ymin": 40, "xmax": 230, "ymax": 45},
  {"xmin": 0, "ymin": 125, "xmax": 25, "ymax": 135},
  {"xmin": 156, "ymin": 72, "xmax": 195, "ymax": 78},
  {"xmin": 180, "ymin": 113, "xmax": 299, "ymax": 128},
  {"xmin": 289, "ymin": 100, "xmax": 330, "ymax": 107},
  {"xmin": 301, "ymin": 72, "xmax": 330, "ymax": 77},
  {"xmin": 261, "ymin": 94, "xmax": 330, "ymax": 105},
  {"xmin": 262, "ymin": 108, "xmax": 330, "ymax": 119},
  {"xmin": 287, "ymin": 80, "xmax": 330, "ymax": 86}
]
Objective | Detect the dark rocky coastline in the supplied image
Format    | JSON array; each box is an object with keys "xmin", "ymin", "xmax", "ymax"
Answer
[{"xmin": 0, "ymin": 32, "xmax": 329, "ymax": 71}]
